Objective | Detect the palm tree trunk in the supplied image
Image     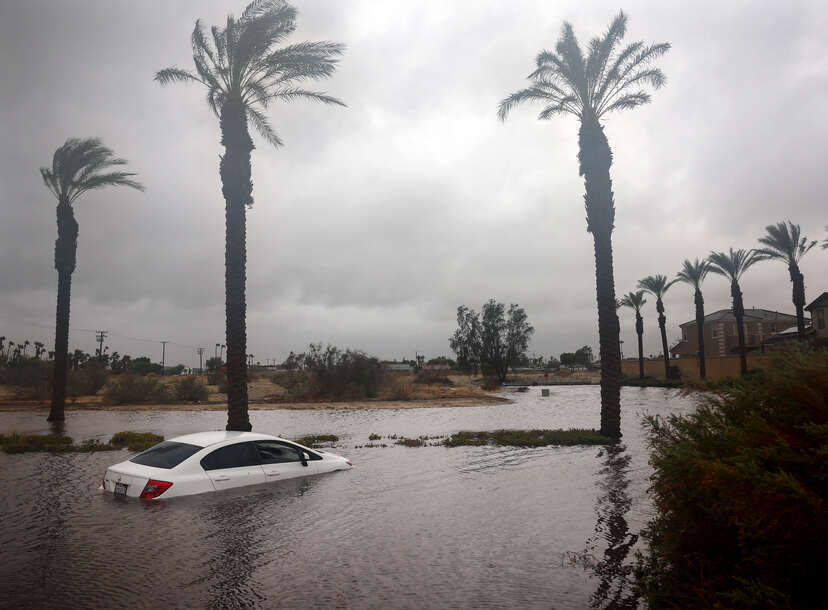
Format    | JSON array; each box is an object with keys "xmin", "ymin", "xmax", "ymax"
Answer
[
  {"xmin": 789, "ymin": 263, "xmax": 806, "ymax": 341},
  {"xmin": 695, "ymin": 288, "xmax": 706, "ymax": 379},
  {"xmin": 656, "ymin": 298, "xmax": 670, "ymax": 378},
  {"xmin": 579, "ymin": 113, "xmax": 621, "ymax": 438},
  {"xmin": 49, "ymin": 201, "xmax": 77, "ymax": 422},
  {"xmin": 220, "ymin": 98, "xmax": 253, "ymax": 432},
  {"xmin": 731, "ymin": 280, "xmax": 748, "ymax": 376},
  {"xmin": 635, "ymin": 312, "xmax": 644, "ymax": 379}
]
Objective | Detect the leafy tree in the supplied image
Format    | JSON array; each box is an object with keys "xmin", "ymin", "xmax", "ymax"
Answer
[
  {"xmin": 498, "ymin": 12, "xmax": 669, "ymax": 438},
  {"xmin": 129, "ymin": 356, "xmax": 162, "ymax": 376},
  {"xmin": 156, "ymin": 0, "xmax": 344, "ymax": 432},
  {"xmin": 638, "ymin": 274, "xmax": 677, "ymax": 379},
  {"xmin": 755, "ymin": 221, "xmax": 816, "ymax": 341},
  {"xmin": 40, "ymin": 138, "xmax": 143, "ymax": 422},
  {"xmin": 708, "ymin": 248, "xmax": 762, "ymax": 376},
  {"xmin": 676, "ymin": 258, "xmax": 711, "ymax": 379},
  {"xmin": 426, "ymin": 356, "xmax": 456, "ymax": 368},
  {"xmin": 449, "ymin": 300, "xmax": 534, "ymax": 382},
  {"xmin": 205, "ymin": 356, "xmax": 224, "ymax": 373},
  {"xmin": 620, "ymin": 290, "xmax": 647, "ymax": 378}
]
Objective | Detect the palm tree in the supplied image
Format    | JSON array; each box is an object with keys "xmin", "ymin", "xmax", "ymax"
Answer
[
  {"xmin": 619, "ymin": 291, "xmax": 647, "ymax": 378},
  {"xmin": 638, "ymin": 275, "xmax": 677, "ymax": 379},
  {"xmin": 676, "ymin": 259, "xmax": 711, "ymax": 379},
  {"xmin": 498, "ymin": 12, "xmax": 669, "ymax": 438},
  {"xmin": 41, "ymin": 138, "xmax": 143, "ymax": 422},
  {"xmin": 823, "ymin": 226, "xmax": 828, "ymax": 249},
  {"xmin": 708, "ymin": 248, "xmax": 762, "ymax": 376},
  {"xmin": 156, "ymin": 0, "xmax": 345, "ymax": 432},
  {"xmin": 755, "ymin": 222, "xmax": 816, "ymax": 341}
]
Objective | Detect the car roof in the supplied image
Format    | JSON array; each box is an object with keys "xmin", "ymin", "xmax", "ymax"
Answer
[{"xmin": 167, "ymin": 431, "xmax": 282, "ymax": 448}]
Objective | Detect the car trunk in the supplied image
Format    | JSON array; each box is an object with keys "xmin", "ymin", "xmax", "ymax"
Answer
[{"xmin": 105, "ymin": 460, "xmax": 165, "ymax": 498}]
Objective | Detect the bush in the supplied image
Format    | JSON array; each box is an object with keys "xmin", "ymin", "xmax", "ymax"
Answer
[
  {"xmin": 0, "ymin": 433, "xmax": 74, "ymax": 453},
  {"xmin": 414, "ymin": 369, "xmax": 454, "ymax": 385},
  {"xmin": 174, "ymin": 376, "xmax": 209, "ymax": 402},
  {"xmin": 294, "ymin": 434, "xmax": 338, "ymax": 448},
  {"xmin": 637, "ymin": 348, "xmax": 828, "ymax": 608},
  {"xmin": 667, "ymin": 364, "xmax": 682, "ymax": 380},
  {"xmin": 0, "ymin": 359, "xmax": 52, "ymax": 397},
  {"xmin": 444, "ymin": 428, "xmax": 612, "ymax": 447},
  {"xmin": 103, "ymin": 374, "xmax": 171, "ymax": 405},
  {"xmin": 481, "ymin": 377, "xmax": 500, "ymax": 391},
  {"xmin": 67, "ymin": 362, "xmax": 108, "ymax": 397},
  {"xmin": 285, "ymin": 344, "xmax": 384, "ymax": 400}
]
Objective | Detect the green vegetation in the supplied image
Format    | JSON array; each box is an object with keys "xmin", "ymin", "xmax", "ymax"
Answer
[
  {"xmin": 174, "ymin": 376, "xmax": 209, "ymax": 402},
  {"xmin": 110, "ymin": 431, "xmax": 164, "ymax": 452},
  {"xmin": 637, "ymin": 349, "xmax": 827, "ymax": 607},
  {"xmin": 0, "ymin": 431, "xmax": 163, "ymax": 454},
  {"xmin": 368, "ymin": 433, "xmax": 381, "ymax": 441},
  {"xmin": 444, "ymin": 429, "xmax": 612, "ymax": 447},
  {"xmin": 103, "ymin": 375, "xmax": 171, "ymax": 405},
  {"xmin": 275, "ymin": 344, "xmax": 384, "ymax": 400},
  {"xmin": 295, "ymin": 434, "xmax": 339, "ymax": 448}
]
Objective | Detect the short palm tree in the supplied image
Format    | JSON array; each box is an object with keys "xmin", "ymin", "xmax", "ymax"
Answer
[
  {"xmin": 708, "ymin": 248, "xmax": 762, "ymax": 376},
  {"xmin": 156, "ymin": 0, "xmax": 345, "ymax": 431},
  {"xmin": 498, "ymin": 11, "xmax": 669, "ymax": 439},
  {"xmin": 755, "ymin": 221, "xmax": 816, "ymax": 341},
  {"xmin": 638, "ymin": 275, "xmax": 677, "ymax": 379},
  {"xmin": 676, "ymin": 259, "xmax": 711, "ymax": 379},
  {"xmin": 620, "ymin": 291, "xmax": 647, "ymax": 378},
  {"xmin": 41, "ymin": 138, "xmax": 143, "ymax": 422}
]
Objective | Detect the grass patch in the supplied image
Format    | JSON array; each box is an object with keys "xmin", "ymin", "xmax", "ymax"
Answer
[
  {"xmin": 395, "ymin": 437, "xmax": 426, "ymax": 447},
  {"xmin": 0, "ymin": 431, "xmax": 163, "ymax": 454},
  {"xmin": 444, "ymin": 428, "xmax": 613, "ymax": 447},
  {"xmin": 368, "ymin": 433, "xmax": 381, "ymax": 440},
  {"xmin": 294, "ymin": 434, "xmax": 339, "ymax": 448}
]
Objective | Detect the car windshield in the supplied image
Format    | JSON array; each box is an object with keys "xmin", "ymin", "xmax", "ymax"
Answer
[{"xmin": 130, "ymin": 441, "xmax": 202, "ymax": 469}]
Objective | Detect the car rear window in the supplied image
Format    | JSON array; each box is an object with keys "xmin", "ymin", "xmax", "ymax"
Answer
[{"xmin": 130, "ymin": 441, "xmax": 202, "ymax": 469}]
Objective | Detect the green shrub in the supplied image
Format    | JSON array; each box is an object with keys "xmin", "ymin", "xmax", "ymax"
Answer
[
  {"xmin": 0, "ymin": 359, "xmax": 52, "ymax": 397},
  {"xmin": 294, "ymin": 434, "xmax": 339, "ymax": 448},
  {"xmin": 110, "ymin": 431, "xmax": 164, "ymax": 452},
  {"xmin": 413, "ymin": 369, "xmax": 454, "ymax": 385},
  {"xmin": 173, "ymin": 376, "xmax": 209, "ymax": 402},
  {"xmin": 103, "ymin": 374, "xmax": 171, "ymax": 405},
  {"xmin": 67, "ymin": 362, "xmax": 108, "ymax": 397},
  {"xmin": 0, "ymin": 433, "xmax": 74, "ymax": 453},
  {"xmin": 282, "ymin": 344, "xmax": 384, "ymax": 400},
  {"xmin": 637, "ymin": 349, "xmax": 828, "ymax": 608}
]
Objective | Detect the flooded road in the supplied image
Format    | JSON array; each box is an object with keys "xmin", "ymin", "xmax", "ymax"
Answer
[{"xmin": 0, "ymin": 387, "xmax": 695, "ymax": 608}]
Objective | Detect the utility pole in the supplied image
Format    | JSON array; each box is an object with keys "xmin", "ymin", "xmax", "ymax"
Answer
[
  {"xmin": 160, "ymin": 340, "xmax": 168, "ymax": 376},
  {"xmin": 197, "ymin": 347, "xmax": 205, "ymax": 374},
  {"xmin": 95, "ymin": 330, "xmax": 108, "ymax": 360},
  {"xmin": 215, "ymin": 343, "xmax": 220, "ymax": 359}
]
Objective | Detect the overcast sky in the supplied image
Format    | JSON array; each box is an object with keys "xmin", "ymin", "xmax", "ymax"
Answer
[{"xmin": 1, "ymin": 0, "xmax": 827, "ymax": 367}]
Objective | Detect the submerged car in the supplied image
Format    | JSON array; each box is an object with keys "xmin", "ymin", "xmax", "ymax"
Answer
[{"xmin": 102, "ymin": 431, "xmax": 352, "ymax": 500}]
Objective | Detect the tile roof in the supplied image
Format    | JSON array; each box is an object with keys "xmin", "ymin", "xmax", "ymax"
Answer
[{"xmin": 679, "ymin": 308, "xmax": 800, "ymax": 327}]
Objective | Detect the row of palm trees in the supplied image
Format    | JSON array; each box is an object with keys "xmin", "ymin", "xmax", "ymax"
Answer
[
  {"xmin": 621, "ymin": 221, "xmax": 821, "ymax": 380},
  {"xmin": 43, "ymin": 1, "xmax": 345, "ymax": 428}
]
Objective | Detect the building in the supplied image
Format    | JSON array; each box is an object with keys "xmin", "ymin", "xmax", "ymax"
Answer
[
  {"xmin": 806, "ymin": 292, "xmax": 828, "ymax": 340},
  {"xmin": 670, "ymin": 308, "xmax": 803, "ymax": 359},
  {"xmin": 762, "ymin": 292, "xmax": 828, "ymax": 350}
]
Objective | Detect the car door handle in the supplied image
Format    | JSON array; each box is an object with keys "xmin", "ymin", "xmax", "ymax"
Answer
[
  {"xmin": 213, "ymin": 475, "xmax": 230, "ymax": 481},
  {"xmin": 265, "ymin": 472, "xmax": 280, "ymax": 477}
]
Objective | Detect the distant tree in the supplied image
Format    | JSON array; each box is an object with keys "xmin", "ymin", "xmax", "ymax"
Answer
[
  {"xmin": 156, "ymin": 0, "xmax": 345, "ymax": 432},
  {"xmin": 41, "ymin": 138, "xmax": 143, "ymax": 422},
  {"xmin": 708, "ymin": 248, "xmax": 762, "ymax": 376},
  {"xmin": 426, "ymin": 356, "xmax": 456, "ymax": 368},
  {"xmin": 676, "ymin": 259, "xmax": 711, "ymax": 379},
  {"xmin": 129, "ymin": 356, "xmax": 162, "ymax": 376},
  {"xmin": 638, "ymin": 275, "xmax": 677, "ymax": 379},
  {"xmin": 34, "ymin": 341, "xmax": 45, "ymax": 360},
  {"xmin": 498, "ymin": 11, "xmax": 670, "ymax": 438},
  {"xmin": 449, "ymin": 300, "xmax": 534, "ymax": 382},
  {"xmin": 755, "ymin": 221, "xmax": 817, "ymax": 341},
  {"xmin": 620, "ymin": 291, "xmax": 647, "ymax": 378},
  {"xmin": 206, "ymin": 356, "xmax": 224, "ymax": 373}
]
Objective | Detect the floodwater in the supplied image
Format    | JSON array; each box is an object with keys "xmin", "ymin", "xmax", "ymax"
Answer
[{"xmin": 0, "ymin": 387, "xmax": 696, "ymax": 609}]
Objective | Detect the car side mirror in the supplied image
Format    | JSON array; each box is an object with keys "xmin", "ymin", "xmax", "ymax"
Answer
[{"xmin": 301, "ymin": 452, "xmax": 310, "ymax": 467}]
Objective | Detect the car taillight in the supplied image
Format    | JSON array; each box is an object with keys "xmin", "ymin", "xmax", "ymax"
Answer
[
  {"xmin": 101, "ymin": 475, "xmax": 106, "ymax": 490},
  {"xmin": 140, "ymin": 479, "xmax": 173, "ymax": 499}
]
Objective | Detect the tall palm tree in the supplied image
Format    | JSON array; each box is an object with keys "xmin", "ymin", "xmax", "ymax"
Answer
[
  {"xmin": 755, "ymin": 221, "xmax": 816, "ymax": 341},
  {"xmin": 708, "ymin": 248, "xmax": 762, "ymax": 376},
  {"xmin": 156, "ymin": 0, "xmax": 345, "ymax": 431},
  {"xmin": 676, "ymin": 259, "xmax": 711, "ymax": 379},
  {"xmin": 638, "ymin": 275, "xmax": 677, "ymax": 379},
  {"xmin": 620, "ymin": 291, "xmax": 647, "ymax": 378},
  {"xmin": 498, "ymin": 12, "xmax": 669, "ymax": 438},
  {"xmin": 41, "ymin": 138, "xmax": 143, "ymax": 422}
]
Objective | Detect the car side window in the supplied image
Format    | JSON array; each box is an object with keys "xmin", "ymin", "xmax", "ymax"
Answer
[
  {"xmin": 255, "ymin": 441, "xmax": 304, "ymax": 465},
  {"xmin": 201, "ymin": 442, "xmax": 261, "ymax": 471}
]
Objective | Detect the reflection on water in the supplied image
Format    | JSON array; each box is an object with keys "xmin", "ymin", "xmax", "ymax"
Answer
[
  {"xmin": 587, "ymin": 443, "xmax": 640, "ymax": 609},
  {"xmin": 0, "ymin": 387, "xmax": 693, "ymax": 608}
]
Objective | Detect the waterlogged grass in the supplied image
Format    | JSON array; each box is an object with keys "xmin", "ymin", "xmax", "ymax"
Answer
[
  {"xmin": 295, "ymin": 434, "xmax": 339, "ymax": 448},
  {"xmin": 0, "ymin": 431, "xmax": 163, "ymax": 454},
  {"xmin": 444, "ymin": 429, "xmax": 613, "ymax": 447}
]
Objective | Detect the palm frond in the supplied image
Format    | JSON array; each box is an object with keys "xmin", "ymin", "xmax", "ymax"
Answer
[
  {"xmin": 155, "ymin": 67, "xmax": 204, "ymax": 86},
  {"xmin": 498, "ymin": 86, "xmax": 570, "ymax": 121},
  {"xmin": 756, "ymin": 221, "xmax": 815, "ymax": 264},
  {"xmin": 620, "ymin": 290, "xmax": 646, "ymax": 312},
  {"xmin": 638, "ymin": 274, "xmax": 677, "ymax": 298},
  {"xmin": 601, "ymin": 91, "xmax": 651, "ymax": 114},
  {"xmin": 586, "ymin": 11, "xmax": 627, "ymax": 102},
  {"xmin": 246, "ymin": 105, "xmax": 284, "ymax": 147},
  {"xmin": 676, "ymin": 258, "xmax": 710, "ymax": 289},
  {"xmin": 708, "ymin": 248, "xmax": 761, "ymax": 282},
  {"xmin": 72, "ymin": 171, "xmax": 144, "ymax": 201},
  {"xmin": 269, "ymin": 87, "xmax": 345, "ymax": 106}
]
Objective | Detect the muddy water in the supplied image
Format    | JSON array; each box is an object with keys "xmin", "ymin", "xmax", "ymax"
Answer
[{"xmin": 0, "ymin": 387, "xmax": 695, "ymax": 609}]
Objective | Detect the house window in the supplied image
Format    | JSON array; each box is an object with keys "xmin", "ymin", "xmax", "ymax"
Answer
[
  {"xmin": 712, "ymin": 329, "xmax": 718, "ymax": 338},
  {"xmin": 819, "ymin": 309, "xmax": 825, "ymax": 330},
  {"xmin": 771, "ymin": 324, "xmax": 776, "ymax": 333}
]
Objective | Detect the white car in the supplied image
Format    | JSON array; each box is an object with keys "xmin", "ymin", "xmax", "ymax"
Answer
[{"xmin": 102, "ymin": 431, "xmax": 352, "ymax": 500}]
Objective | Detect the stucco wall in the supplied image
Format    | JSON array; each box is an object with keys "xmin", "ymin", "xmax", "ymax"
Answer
[{"xmin": 621, "ymin": 354, "xmax": 775, "ymax": 380}]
